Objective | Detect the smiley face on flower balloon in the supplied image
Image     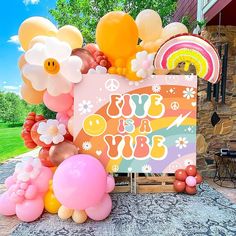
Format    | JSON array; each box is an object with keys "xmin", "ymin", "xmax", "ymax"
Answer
[{"xmin": 22, "ymin": 37, "xmax": 83, "ymax": 96}]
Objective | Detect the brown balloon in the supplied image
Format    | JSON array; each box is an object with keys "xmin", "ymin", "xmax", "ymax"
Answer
[
  {"xmin": 185, "ymin": 165, "xmax": 197, "ymax": 177},
  {"xmin": 195, "ymin": 173, "xmax": 203, "ymax": 184},
  {"xmin": 185, "ymin": 185, "xmax": 197, "ymax": 195},
  {"xmin": 49, "ymin": 141, "xmax": 78, "ymax": 166},
  {"xmin": 175, "ymin": 169, "xmax": 187, "ymax": 181},
  {"xmin": 173, "ymin": 180, "xmax": 186, "ymax": 193},
  {"xmin": 72, "ymin": 48, "xmax": 97, "ymax": 74}
]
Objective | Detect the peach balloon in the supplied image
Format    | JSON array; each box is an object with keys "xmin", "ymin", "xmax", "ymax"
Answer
[
  {"xmin": 18, "ymin": 55, "xmax": 26, "ymax": 69},
  {"xmin": 22, "ymin": 75, "xmax": 32, "ymax": 86},
  {"xmin": 67, "ymin": 116, "xmax": 74, "ymax": 136},
  {"xmin": 21, "ymin": 83, "xmax": 44, "ymax": 105},
  {"xmin": 72, "ymin": 210, "xmax": 87, "ymax": 224},
  {"xmin": 57, "ymin": 25, "xmax": 83, "ymax": 49},
  {"xmin": 18, "ymin": 17, "xmax": 57, "ymax": 50},
  {"xmin": 135, "ymin": 9, "xmax": 162, "ymax": 42},
  {"xmin": 140, "ymin": 38, "xmax": 164, "ymax": 53},
  {"xmin": 161, "ymin": 22, "xmax": 188, "ymax": 41},
  {"xmin": 96, "ymin": 11, "xmax": 138, "ymax": 61}
]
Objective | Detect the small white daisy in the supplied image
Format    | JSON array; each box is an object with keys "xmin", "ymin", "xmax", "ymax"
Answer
[
  {"xmin": 142, "ymin": 164, "xmax": 152, "ymax": 173},
  {"xmin": 175, "ymin": 137, "xmax": 188, "ymax": 149},
  {"xmin": 82, "ymin": 141, "xmax": 92, "ymax": 150},
  {"xmin": 112, "ymin": 165, "xmax": 119, "ymax": 172},
  {"xmin": 183, "ymin": 87, "xmax": 196, "ymax": 99},
  {"xmin": 152, "ymin": 84, "xmax": 161, "ymax": 93},
  {"xmin": 78, "ymin": 100, "xmax": 93, "ymax": 115}
]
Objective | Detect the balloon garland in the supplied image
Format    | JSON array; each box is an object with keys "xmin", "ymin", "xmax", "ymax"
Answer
[{"xmin": 0, "ymin": 9, "xmax": 221, "ymax": 223}]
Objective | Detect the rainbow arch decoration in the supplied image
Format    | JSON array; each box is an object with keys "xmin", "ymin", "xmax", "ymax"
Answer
[
  {"xmin": 73, "ymin": 74, "xmax": 197, "ymax": 173},
  {"xmin": 154, "ymin": 34, "xmax": 221, "ymax": 84}
]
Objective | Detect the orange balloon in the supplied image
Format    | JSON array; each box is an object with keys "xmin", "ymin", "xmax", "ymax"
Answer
[
  {"xmin": 18, "ymin": 17, "xmax": 57, "ymax": 51},
  {"xmin": 21, "ymin": 83, "xmax": 44, "ymax": 105},
  {"xmin": 18, "ymin": 55, "xmax": 26, "ymax": 69},
  {"xmin": 67, "ymin": 116, "xmax": 74, "ymax": 136},
  {"xmin": 96, "ymin": 11, "xmax": 138, "ymax": 61}
]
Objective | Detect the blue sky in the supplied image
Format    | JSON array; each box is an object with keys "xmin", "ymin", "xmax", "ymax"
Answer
[{"xmin": 0, "ymin": 0, "xmax": 57, "ymax": 94}]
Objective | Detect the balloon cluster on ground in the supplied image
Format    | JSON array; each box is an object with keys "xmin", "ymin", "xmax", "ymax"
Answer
[
  {"xmin": 174, "ymin": 165, "xmax": 203, "ymax": 195},
  {"xmin": 0, "ymin": 9, "xmax": 220, "ymax": 223}
]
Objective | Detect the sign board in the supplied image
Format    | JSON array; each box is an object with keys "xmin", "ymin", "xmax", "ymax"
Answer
[{"xmin": 74, "ymin": 74, "xmax": 197, "ymax": 173}]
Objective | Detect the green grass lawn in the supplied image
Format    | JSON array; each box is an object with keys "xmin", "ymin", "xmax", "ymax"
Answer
[{"xmin": 0, "ymin": 124, "xmax": 29, "ymax": 162}]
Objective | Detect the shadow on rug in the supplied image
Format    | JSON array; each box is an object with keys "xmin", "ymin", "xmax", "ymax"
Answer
[{"xmin": 12, "ymin": 183, "xmax": 236, "ymax": 236}]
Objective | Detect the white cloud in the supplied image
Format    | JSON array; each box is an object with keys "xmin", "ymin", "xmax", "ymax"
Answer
[
  {"xmin": 23, "ymin": 0, "xmax": 40, "ymax": 5},
  {"xmin": 3, "ymin": 86, "xmax": 19, "ymax": 91},
  {"xmin": 3, "ymin": 81, "xmax": 7, "ymax": 84},
  {"xmin": 7, "ymin": 35, "xmax": 25, "ymax": 52},
  {"xmin": 7, "ymin": 35, "xmax": 20, "ymax": 44}
]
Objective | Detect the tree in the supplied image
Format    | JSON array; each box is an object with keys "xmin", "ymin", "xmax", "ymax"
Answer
[{"xmin": 50, "ymin": 0, "xmax": 177, "ymax": 43}]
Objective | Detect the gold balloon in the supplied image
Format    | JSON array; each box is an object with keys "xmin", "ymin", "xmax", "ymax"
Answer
[
  {"xmin": 135, "ymin": 9, "xmax": 162, "ymax": 42},
  {"xmin": 58, "ymin": 205, "xmax": 74, "ymax": 220},
  {"xmin": 72, "ymin": 210, "xmax": 87, "ymax": 224},
  {"xmin": 96, "ymin": 11, "xmax": 138, "ymax": 61},
  {"xmin": 44, "ymin": 191, "xmax": 61, "ymax": 214},
  {"xmin": 57, "ymin": 25, "xmax": 83, "ymax": 49},
  {"xmin": 18, "ymin": 17, "xmax": 57, "ymax": 51},
  {"xmin": 21, "ymin": 83, "xmax": 44, "ymax": 105},
  {"xmin": 49, "ymin": 141, "xmax": 78, "ymax": 166}
]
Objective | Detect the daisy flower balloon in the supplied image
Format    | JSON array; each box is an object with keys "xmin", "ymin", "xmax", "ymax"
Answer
[{"xmin": 22, "ymin": 36, "xmax": 83, "ymax": 96}]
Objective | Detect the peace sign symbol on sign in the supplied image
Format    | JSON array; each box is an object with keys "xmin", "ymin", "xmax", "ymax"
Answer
[
  {"xmin": 105, "ymin": 79, "xmax": 120, "ymax": 92},
  {"xmin": 171, "ymin": 101, "xmax": 179, "ymax": 111}
]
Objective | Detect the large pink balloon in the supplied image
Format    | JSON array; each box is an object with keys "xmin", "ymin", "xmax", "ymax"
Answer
[
  {"xmin": 85, "ymin": 193, "xmax": 112, "ymax": 221},
  {"xmin": 43, "ymin": 92, "xmax": 73, "ymax": 112},
  {"xmin": 53, "ymin": 154, "xmax": 107, "ymax": 210},
  {"xmin": 0, "ymin": 191, "xmax": 16, "ymax": 216},
  {"xmin": 15, "ymin": 197, "xmax": 44, "ymax": 222}
]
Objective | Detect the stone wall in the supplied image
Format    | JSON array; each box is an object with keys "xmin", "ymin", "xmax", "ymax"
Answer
[{"xmin": 197, "ymin": 26, "xmax": 236, "ymax": 177}]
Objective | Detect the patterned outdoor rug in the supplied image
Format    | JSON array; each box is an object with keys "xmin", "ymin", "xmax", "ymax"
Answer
[{"xmin": 11, "ymin": 183, "xmax": 236, "ymax": 236}]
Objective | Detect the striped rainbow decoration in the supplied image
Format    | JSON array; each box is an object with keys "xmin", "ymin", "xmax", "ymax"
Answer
[{"xmin": 154, "ymin": 33, "xmax": 221, "ymax": 84}]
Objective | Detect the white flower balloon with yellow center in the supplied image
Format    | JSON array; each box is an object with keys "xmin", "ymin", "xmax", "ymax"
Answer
[{"xmin": 22, "ymin": 36, "xmax": 83, "ymax": 96}]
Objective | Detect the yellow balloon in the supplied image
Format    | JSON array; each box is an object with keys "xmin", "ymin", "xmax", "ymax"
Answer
[
  {"xmin": 44, "ymin": 191, "xmax": 61, "ymax": 214},
  {"xmin": 161, "ymin": 22, "xmax": 188, "ymax": 41},
  {"xmin": 57, "ymin": 25, "xmax": 83, "ymax": 49},
  {"xmin": 21, "ymin": 83, "xmax": 44, "ymax": 105},
  {"xmin": 72, "ymin": 210, "xmax": 87, "ymax": 224},
  {"xmin": 96, "ymin": 11, "xmax": 138, "ymax": 61},
  {"xmin": 135, "ymin": 9, "xmax": 162, "ymax": 42},
  {"xmin": 18, "ymin": 17, "xmax": 57, "ymax": 51}
]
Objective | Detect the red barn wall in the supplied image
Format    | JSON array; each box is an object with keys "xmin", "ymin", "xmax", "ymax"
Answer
[{"xmin": 173, "ymin": 0, "xmax": 197, "ymax": 22}]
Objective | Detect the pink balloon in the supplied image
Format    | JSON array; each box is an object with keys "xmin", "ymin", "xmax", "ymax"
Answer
[
  {"xmin": 43, "ymin": 92, "xmax": 74, "ymax": 112},
  {"xmin": 5, "ymin": 176, "xmax": 16, "ymax": 189},
  {"xmin": 185, "ymin": 176, "xmax": 197, "ymax": 187},
  {"xmin": 25, "ymin": 185, "xmax": 38, "ymax": 200},
  {"xmin": 53, "ymin": 154, "xmax": 107, "ymax": 210},
  {"xmin": 0, "ymin": 191, "xmax": 16, "ymax": 216},
  {"xmin": 32, "ymin": 167, "xmax": 52, "ymax": 193},
  {"xmin": 85, "ymin": 193, "xmax": 112, "ymax": 221},
  {"xmin": 106, "ymin": 175, "xmax": 115, "ymax": 193},
  {"xmin": 56, "ymin": 112, "xmax": 69, "ymax": 126},
  {"xmin": 16, "ymin": 197, "xmax": 44, "ymax": 222}
]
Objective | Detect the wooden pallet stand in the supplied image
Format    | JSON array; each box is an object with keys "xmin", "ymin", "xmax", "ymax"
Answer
[
  {"xmin": 113, "ymin": 175, "xmax": 132, "ymax": 193},
  {"xmin": 136, "ymin": 174, "xmax": 176, "ymax": 193}
]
